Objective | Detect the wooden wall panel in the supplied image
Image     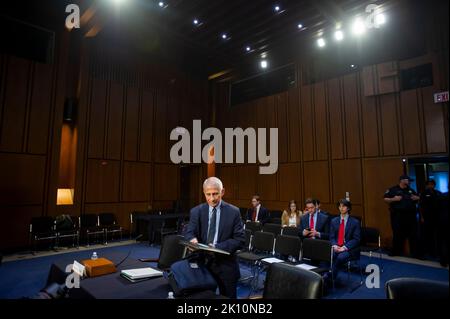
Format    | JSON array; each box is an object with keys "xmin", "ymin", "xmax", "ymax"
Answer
[
  {"xmin": 342, "ymin": 74, "xmax": 361, "ymax": 158},
  {"xmin": 303, "ymin": 161, "xmax": 330, "ymax": 203},
  {"xmin": 122, "ymin": 162, "xmax": 151, "ymax": 202},
  {"xmin": 400, "ymin": 89, "xmax": 422, "ymax": 155},
  {"xmin": 328, "ymin": 78, "xmax": 344, "ymax": 159},
  {"xmin": 106, "ymin": 82, "xmax": 124, "ymax": 160},
  {"xmin": 0, "ymin": 154, "xmax": 46, "ymax": 205},
  {"xmin": 124, "ymin": 87, "xmax": 140, "ymax": 161},
  {"xmin": 314, "ymin": 82, "xmax": 328, "ymax": 160},
  {"xmin": 139, "ymin": 90, "xmax": 154, "ymax": 162},
  {"xmin": 287, "ymin": 88, "xmax": 301, "ymax": 162},
  {"xmin": 379, "ymin": 94, "xmax": 400, "ymax": 156},
  {"xmin": 218, "ymin": 166, "xmax": 237, "ymax": 200},
  {"xmin": 0, "ymin": 206, "xmax": 42, "ymax": 250},
  {"xmin": 363, "ymin": 158, "xmax": 403, "ymax": 245},
  {"xmin": 153, "ymin": 164, "xmax": 179, "ymax": 201},
  {"xmin": 276, "ymin": 93, "xmax": 288, "ymax": 163},
  {"xmin": 257, "ymin": 169, "xmax": 278, "ymax": 201},
  {"xmin": 27, "ymin": 63, "xmax": 53, "ymax": 155},
  {"xmin": 0, "ymin": 57, "xmax": 30, "ymax": 152},
  {"xmin": 85, "ymin": 159, "xmax": 120, "ymax": 203},
  {"xmin": 87, "ymin": 79, "xmax": 107, "ymax": 158},
  {"xmin": 332, "ymin": 159, "xmax": 363, "ymax": 205},
  {"xmin": 422, "ymin": 86, "xmax": 447, "ymax": 153},
  {"xmin": 279, "ymin": 163, "xmax": 301, "ymax": 202},
  {"xmin": 361, "ymin": 96, "xmax": 379, "ymax": 157},
  {"xmin": 154, "ymin": 91, "xmax": 168, "ymax": 162},
  {"xmin": 237, "ymin": 165, "xmax": 257, "ymax": 200},
  {"xmin": 301, "ymin": 85, "xmax": 314, "ymax": 161}
]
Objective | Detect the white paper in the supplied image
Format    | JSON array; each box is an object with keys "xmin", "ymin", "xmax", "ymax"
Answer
[
  {"xmin": 72, "ymin": 260, "xmax": 85, "ymax": 277},
  {"xmin": 121, "ymin": 267, "xmax": 163, "ymax": 279},
  {"xmin": 261, "ymin": 257, "xmax": 284, "ymax": 264},
  {"xmin": 295, "ymin": 263, "xmax": 317, "ymax": 270}
]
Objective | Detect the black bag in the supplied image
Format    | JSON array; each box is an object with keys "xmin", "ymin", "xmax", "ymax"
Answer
[{"xmin": 166, "ymin": 255, "xmax": 217, "ymax": 297}]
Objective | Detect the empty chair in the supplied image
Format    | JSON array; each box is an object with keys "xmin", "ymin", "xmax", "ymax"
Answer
[
  {"xmin": 386, "ymin": 278, "xmax": 449, "ymax": 299},
  {"xmin": 269, "ymin": 210, "xmax": 283, "ymax": 224},
  {"xmin": 245, "ymin": 221, "xmax": 262, "ymax": 234},
  {"xmin": 55, "ymin": 214, "xmax": 79, "ymax": 248},
  {"xmin": 262, "ymin": 223, "xmax": 282, "ymax": 237},
  {"xmin": 273, "ymin": 235, "xmax": 301, "ymax": 262},
  {"xmin": 263, "ymin": 263, "xmax": 323, "ymax": 299},
  {"xmin": 300, "ymin": 238, "xmax": 334, "ymax": 286},
  {"xmin": 361, "ymin": 227, "xmax": 383, "ymax": 271},
  {"xmin": 139, "ymin": 234, "xmax": 186, "ymax": 271},
  {"xmin": 29, "ymin": 216, "xmax": 57, "ymax": 252},
  {"xmin": 282, "ymin": 226, "xmax": 300, "ymax": 237},
  {"xmin": 80, "ymin": 214, "xmax": 105, "ymax": 246},
  {"xmin": 99, "ymin": 213, "xmax": 123, "ymax": 244}
]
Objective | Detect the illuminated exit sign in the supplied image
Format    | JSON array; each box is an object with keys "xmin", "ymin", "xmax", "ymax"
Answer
[{"xmin": 434, "ymin": 91, "xmax": 449, "ymax": 103}]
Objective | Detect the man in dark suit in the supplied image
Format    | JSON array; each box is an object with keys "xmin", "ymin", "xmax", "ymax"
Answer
[
  {"xmin": 330, "ymin": 199, "xmax": 361, "ymax": 280},
  {"xmin": 184, "ymin": 177, "xmax": 245, "ymax": 298},
  {"xmin": 246, "ymin": 195, "xmax": 270, "ymax": 224},
  {"xmin": 300, "ymin": 198, "xmax": 330, "ymax": 240}
]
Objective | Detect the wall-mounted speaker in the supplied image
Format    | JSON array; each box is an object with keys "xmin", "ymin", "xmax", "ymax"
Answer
[{"xmin": 63, "ymin": 98, "xmax": 77, "ymax": 123}]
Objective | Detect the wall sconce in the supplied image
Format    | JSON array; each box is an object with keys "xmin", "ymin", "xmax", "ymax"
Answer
[{"xmin": 57, "ymin": 188, "xmax": 74, "ymax": 205}]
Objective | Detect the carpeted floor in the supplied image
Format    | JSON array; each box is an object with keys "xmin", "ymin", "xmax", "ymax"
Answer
[{"xmin": 0, "ymin": 242, "xmax": 447, "ymax": 299}]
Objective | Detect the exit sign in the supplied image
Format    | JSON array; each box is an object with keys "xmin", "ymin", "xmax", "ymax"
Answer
[{"xmin": 434, "ymin": 91, "xmax": 449, "ymax": 103}]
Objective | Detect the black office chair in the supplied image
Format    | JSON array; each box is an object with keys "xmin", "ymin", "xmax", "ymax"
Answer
[
  {"xmin": 139, "ymin": 234, "xmax": 186, "ymax": 271},
  {"xmin": 361, "ymin": 227, "xmax": 383, "ymax": 272},
  {"xmin": 281, "ymin": 226, "xmax": 300, "ymax": 237},
  {"xmin": 99, "ymin": 213, "xmax": 123, "ymax": 244},
  {"xmin": 29, "ymin": 216, "xmax": 57, "ymax": 253},
  {"xmin": 263, "ymin": 263, "xmax": 323, "ymax": 299},
  {"xmin": 80, "ymin": 214, "xmax": 105, "ymax": 246},
  {"xmin": 386, "ymin": 278, "xmax": 449, "ymax": 299},
  {"xmin": 153, "ymin": 216, "xmax": 180, "ymax": 245},
  {"xmin": 300, "ymin": 238, "xmax": 334, "ymax": 287},
  {"xmin": 55, "ymin": 215, "xmax": 79, "ymax": 248},
  {"xmin": 273, "ymin": 235, "xmax": 301, "ymax": 262},
  {"xmin": 245, "ymin": 221, "xmax": 262, "ymax": 234},
  {"xmin": 262, "ymin": 223, "xmax": 282, "ymax": 238}
]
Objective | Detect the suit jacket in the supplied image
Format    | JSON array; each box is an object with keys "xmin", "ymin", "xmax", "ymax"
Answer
[
  {"xmin": 246, "ymin": 206, "xmax": 270, "ymax": 224},
  {"xmin": 330, "ymin": 215, "xmax": 361, "ymax": 255},
  {"xmin": 184, "ymin": 201, "xmax": 245, "ymax": 280},
  {"xmin": 299, "ymin": 212, "xmax": 330, "ymax": 240}
]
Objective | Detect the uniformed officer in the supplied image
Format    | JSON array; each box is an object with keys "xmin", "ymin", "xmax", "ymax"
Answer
[
  {"xmin": 419, "ymin": 180, "xmax": 442, "ymax": 257},
  {"xmin": 384, "ymin": 175, "xmax": 421, "ymax": 257}
]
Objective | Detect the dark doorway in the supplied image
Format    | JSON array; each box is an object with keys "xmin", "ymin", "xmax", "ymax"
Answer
[{"xmin": 408, "ymin": 157, "xmax": 449, "ymax": 194}]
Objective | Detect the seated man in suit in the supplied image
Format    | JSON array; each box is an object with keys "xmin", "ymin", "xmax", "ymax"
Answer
[
  {"xmin": 300, "ymin": 198, "xmax": 330, "ymax": 240},
  {"xmin": 330, "ymin": 199, "xmax": 361, "ymax": 281},
  {"xmin": 246, "ymin": 195, "xmax": 270, "ymax": 225},
  {"xmin": 184, "ymin": 177, "xmax": 245, "ymax": 298}
]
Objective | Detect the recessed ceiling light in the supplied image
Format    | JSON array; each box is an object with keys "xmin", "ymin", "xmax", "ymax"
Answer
[
  {"xmin": 334, "ymin": 30, "xmax": 344, "ymax": 41},
  {"xmin": 246, "ymin": 46, "xmax": 251, "ymax": 52},
  {"xmin": 158, "ymin": 1, "xmax": 164, "ymax": 7},
  {"xmin": 375, "ymin": 13, "xmax": 386, "ymax": 26},
  {"xmin": 221, "ymin": 33, "xmax": 227, "ymax": 39},
  {"xmin": 317, "ymin": 38, "xmax": 326, "ymax": 47},
  {"xmin": 274, "ymin": 5, "xmax": 280, "ymax": 12},
  {"xmin": 352, "ymin": 18, "xmax": 366, "ymax": 35},
  {"xmin": 297, "ymin": 23, "xmax": 303, "ymax": 29},
  {"xmin": 193, "ymin": 19, "xmax": 199, "ymax": 25},
  {"xmin": 260, "ymin": 60, "xmax": 268, "ymax": 69}
]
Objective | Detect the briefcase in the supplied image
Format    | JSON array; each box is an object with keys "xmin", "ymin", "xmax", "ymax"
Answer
[{"xmin": 167, "ymin": 257, "xmax": 217, "ymax": 297}]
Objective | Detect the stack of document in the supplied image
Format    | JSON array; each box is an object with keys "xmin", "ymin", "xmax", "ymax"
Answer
[{"xmin": 120, "ymin": 267, "xmax": 163, "ymax": 282}]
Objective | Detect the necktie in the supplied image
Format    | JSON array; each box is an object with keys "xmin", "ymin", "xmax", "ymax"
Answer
[
  {"xmin": 309, "ymin": 214, "xmax": 314, "ymax": 229},
  {"xmin": 207, "ymin": 207, "xmax": 217, "ymax": 244},
  {"xmin": 252, "ymin": 208, "xmax": 257, "ymax": 221},
  {"xmin": 338, "ymin": 218, "xmax": 345, "ymax": 246}
]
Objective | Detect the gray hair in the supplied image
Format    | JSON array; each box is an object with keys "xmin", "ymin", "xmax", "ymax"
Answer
[{"xmin": 203, "ymin": 177, "xmax": 223, "ymax": 191}]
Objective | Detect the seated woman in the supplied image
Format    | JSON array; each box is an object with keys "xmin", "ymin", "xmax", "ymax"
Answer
[{"xmin": 281, "ymin": 200, "xmax": 303, "ymax": 227}]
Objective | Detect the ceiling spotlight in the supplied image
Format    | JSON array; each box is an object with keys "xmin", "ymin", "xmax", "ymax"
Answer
[
  {"xmin": 350, "ymin": 64, "xmax": 356, "ymax": 69},
  {"xmin": 193, "ymin": 19, "xmax": 199, "ymax": 25},
  {"xmin": 158, "ymin": 1, "xmax": 165, "ymax": 7},
  {"xmin": 297, "ymin": 23, "xmax": 303, "ymax": 29},
  {"xmin": 352, "ymin": 18, "xmax": 366, "ymax": 35},
  {"xmin": 221, "ymin": 33, "xmax": 228, "ymax": 39},
  {"xmin": 274, "ymin": 5, "xmax": 280, "ymax": 12},
  {"xmin": 260, "ymin": 60, "xmax": 268, "ymax": 69},
  {"xmin": 246, "ymin": 46, "xmax": 251, "ymax": 52},
  {"xmin": 317, "ymin": 38, "xmax": 326, "ymax": 48},
  {"xmin": 334, "ymin": 30, "xmax": 344, "ymax": 41},
  {"xmin": 375, "ymin": 13, "xmax": 386, "ymax": 26}
]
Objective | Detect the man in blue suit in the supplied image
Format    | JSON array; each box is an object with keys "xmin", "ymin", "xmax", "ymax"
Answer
[
  {"xmin": 246, "ymin": 195, "xmax": 270, "ymax": 224},
  {"xmin": 300, "ymin": 198, "xmax": 330, "ymax": 240},
  {"xmin": 184, "ymin": 177, "xmax": 245, "ymax": 298},
  {"xmin": 330, "ymin": 199, "xmax": 361, "ymax": 280}
]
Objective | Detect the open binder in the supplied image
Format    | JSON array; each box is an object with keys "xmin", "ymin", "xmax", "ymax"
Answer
[{"xmin": 179, "ymin": 240, "xmax": 230, "ymax": 255}]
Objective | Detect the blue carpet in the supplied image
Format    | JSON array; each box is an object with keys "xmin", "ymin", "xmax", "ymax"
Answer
[{"xmin": 0, "ymin": 243, "xmax": 448, "ymax": 299}]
